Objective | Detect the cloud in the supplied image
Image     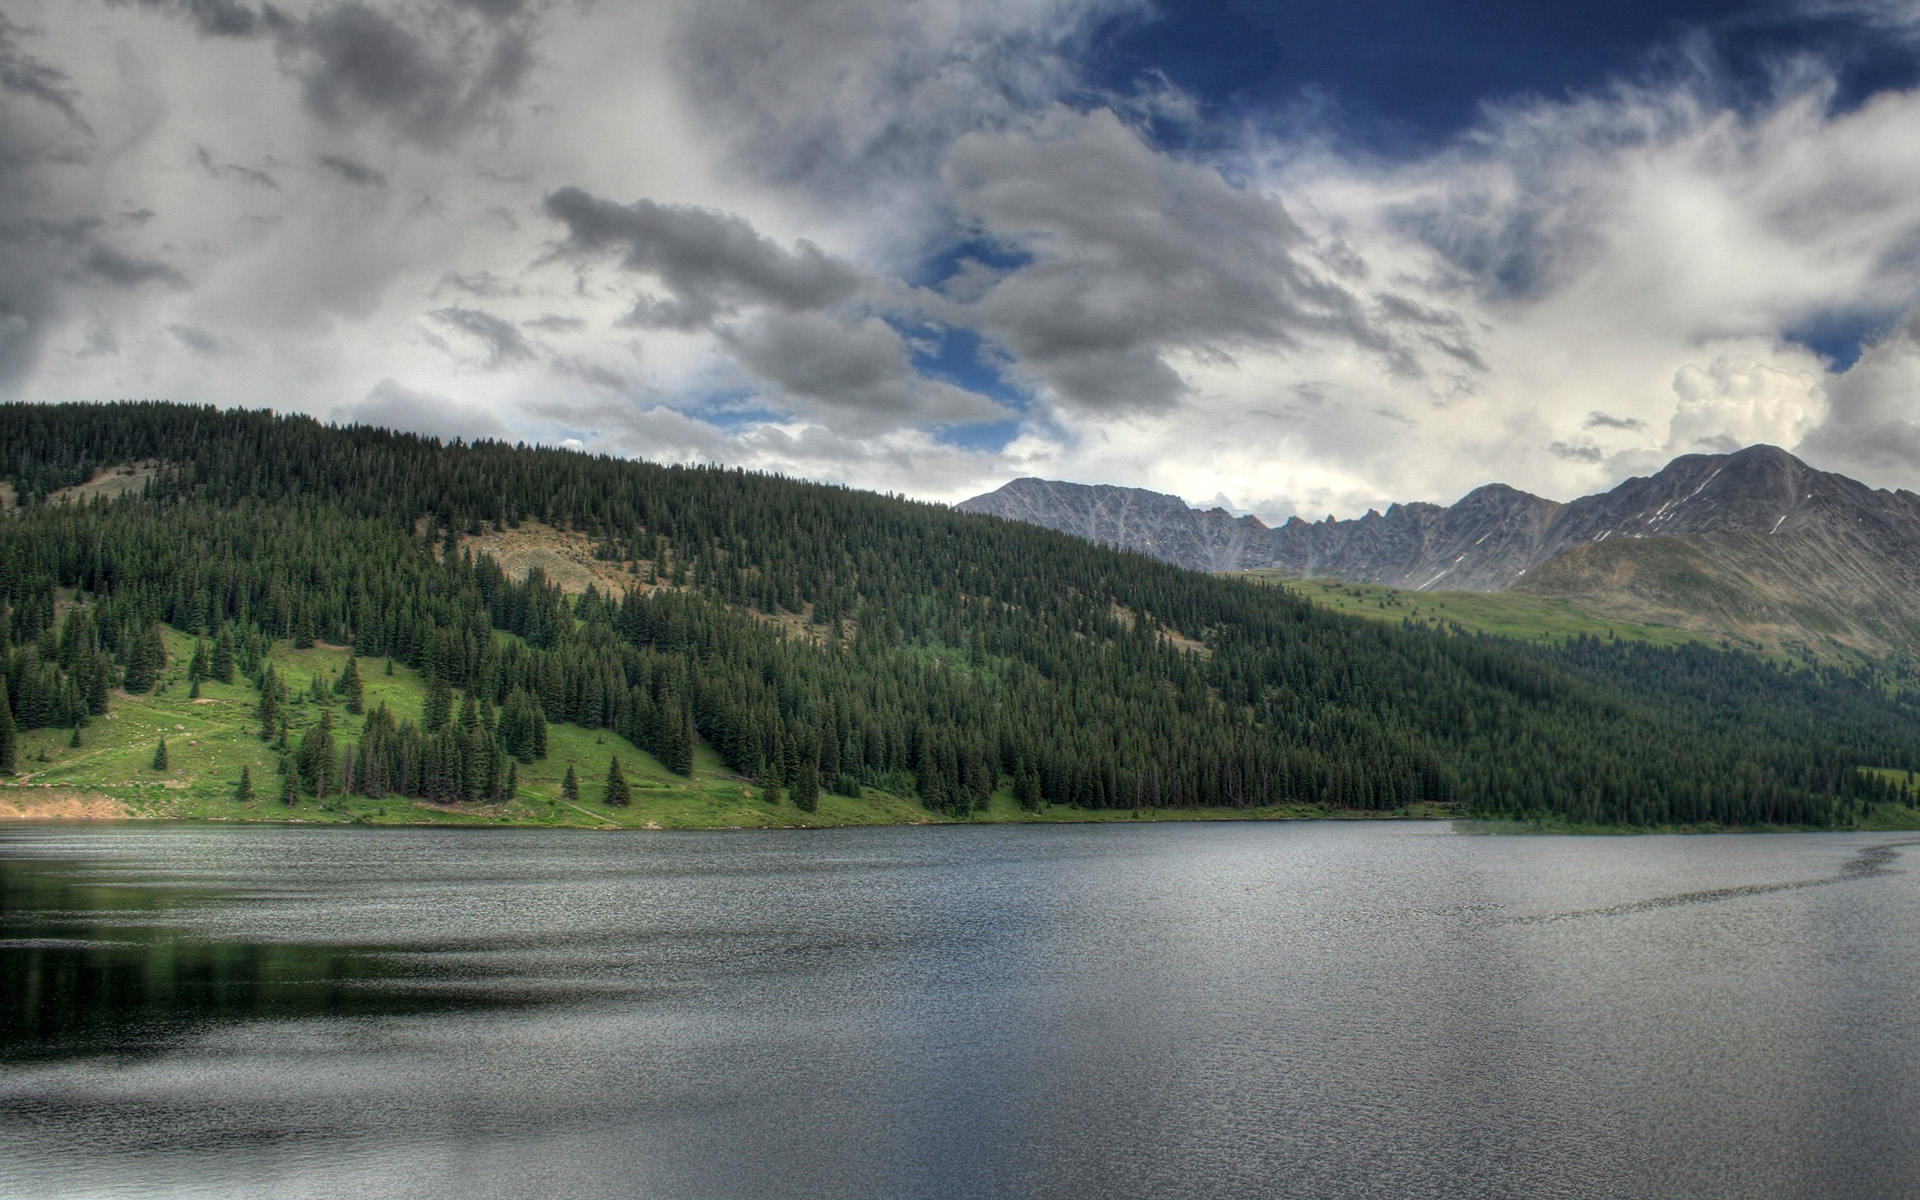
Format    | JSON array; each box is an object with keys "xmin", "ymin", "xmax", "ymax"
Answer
[
  {"xmin": 82, "ymin": 244, "xmax": 186, "ymax": 289},
  {"xmin": 1797, "ymin": 316, "xmax": 1920, "ymax": 476},
  {"xmin": 167, "ymin": 323, "xmax": 224, "ymax": 355},
  {"xmin": 542, "ymin": 187, "xmax": 865, "ymax": 329},
  {"xmin": 118, "ymin": 0, "xmax": 263, "ymax": 39},
  {"xmin": 0, "ymin": 12, "xmax": 90, "ymax": 132},
  {"xmin": 197, "ymin": 144, "xmax": 279, "ymax": 188},
  {"xmin": 315, "ymin": 153, "xmax": 387, "ymax": 187},
  {"xmin": 432, "ymin": 306, "xmax": 533, "ymax": 366},
  {"xmin": 339, "ymin": 377, "xmax": 511, "ymax": 441},
  {"xmin": 670, "ymin": 0, "xmax": 1121, "ymax": 211},
  {"xmin": 1548, "ymin": 440, "xmax": 1604, "ymax": 462},
  {"xmin": 279, "ymin": 4, "xmax": 535, "ymax": 147},
  {"xmin": 1583, "ymin": 411, "xmax": 1646, "ymax": 430},
  {"xmin": 1668, "ymin": 351, "xmax": 1826, "ymax": 453},
  {"xmin": 720, "ymin": 310, "xmax": 1011, "ymax": 427},
  {"xmin": 25, "ymin": 0, "xmax": 1920, "ymax": 517},
  {"xmin": 934, "ymin": 108, "xmax": 1410, "ymax": 412}
]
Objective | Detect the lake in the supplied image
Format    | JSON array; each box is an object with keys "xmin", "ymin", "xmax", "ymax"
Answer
[{"xmin": 4, "ymin": 821, "xmax": 1918, "ymax": 1199}]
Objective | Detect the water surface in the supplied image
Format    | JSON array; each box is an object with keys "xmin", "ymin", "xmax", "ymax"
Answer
[{"xmin": 3, "ymin": 822, "xmax": 1916, "ymax": 1199}]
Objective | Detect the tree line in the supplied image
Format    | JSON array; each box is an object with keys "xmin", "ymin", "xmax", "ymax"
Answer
[{"xmin": 0, "ymin": 400, "xmax": 1915, "ymax": 827}]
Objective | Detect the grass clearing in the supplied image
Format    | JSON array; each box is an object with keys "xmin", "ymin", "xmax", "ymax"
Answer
[{"xmin": 1237, "ymin": 572, "xmax": 1724, "ymax": 649}]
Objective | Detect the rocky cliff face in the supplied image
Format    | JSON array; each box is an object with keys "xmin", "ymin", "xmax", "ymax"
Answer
[{"xmin": 958, "ymin": 445, "xmax": 1920, "ymax": 593}]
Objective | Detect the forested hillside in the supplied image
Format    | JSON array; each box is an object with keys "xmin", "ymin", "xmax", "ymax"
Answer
[{"xmin": 1, "ymin": 402, "xmax": 1916, "ymax": 829}]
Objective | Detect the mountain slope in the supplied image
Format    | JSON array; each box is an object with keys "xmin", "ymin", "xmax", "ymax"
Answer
[{"xmin": 961, "ymin": 445, "xmax": 1920, "ymax": 657}]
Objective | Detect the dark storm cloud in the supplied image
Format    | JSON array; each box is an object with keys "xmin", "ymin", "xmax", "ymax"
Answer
[
  {"xmin": 432, "ymin": 306, "xmax": 533, "ymax": 365},
  {"xmin": 167, "ymin": 324, "xmax": 225, "ymax": 355},
  {"xmin": 315, "ymin": 153, "xmax": 388, "ymax": 187},
  {"xmin": 281, "ymin": 3, "xmax": 534, "ymax": 147},
  {"xmin": 129, "ymin": 0, "xmax": 539, "ymax": 147},
  {"xmin": 936, "ymin": 110, "xmax": 1412, "ymax": 412},
  {"xmin": 116, "ymin": 0, "xmax": 264, "ymax": 39},
  {"xmin": 543, "ymin": 187, "xmax": 864, "ymax": 329},
  {"xmin": 1583, "ymin": 411, "xmax": 1646, "ymax": 430},
  {"xmin": 720, "ymin": 311, "xmax": 1010, "ymax": 427},
  {"xmin": 83, "ymin": 244, "xmax": 186, "ymax": 289}
]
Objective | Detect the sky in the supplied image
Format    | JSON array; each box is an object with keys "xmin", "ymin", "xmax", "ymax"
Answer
[{"xmin": 7, "ymin": 0, "xmax": 1920, "ymax": 519}]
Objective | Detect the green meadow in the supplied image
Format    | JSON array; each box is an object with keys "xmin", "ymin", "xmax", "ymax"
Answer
[{"xmin": 1237, "ymin": 572, "xmax": 1721, "ymax": 649}]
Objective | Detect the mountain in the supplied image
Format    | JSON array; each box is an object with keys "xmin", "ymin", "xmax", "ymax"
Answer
[
  {"xmin": 1, "ymin": 402, "xmax": 1917, "ymax": 831},
  {"xmin": 959, "ymin": 446, "xmax": 1920, "ymax": 658}
]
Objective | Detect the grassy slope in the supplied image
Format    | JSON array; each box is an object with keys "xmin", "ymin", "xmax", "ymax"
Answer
[
  {"xmin": 1236, "ymin": 572, "xmax": 1728, "ymax": 650},
  {"xmin": 3, "ymin": 628, "xmax": 1452, "ymax": 828}
]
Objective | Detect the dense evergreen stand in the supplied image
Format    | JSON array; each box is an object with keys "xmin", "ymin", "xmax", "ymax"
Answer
[{"xmin": 1, "ymin": 401, "xmax": 1914, "ymax": 826}]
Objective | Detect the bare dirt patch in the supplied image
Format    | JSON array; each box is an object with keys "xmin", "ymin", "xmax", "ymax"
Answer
[
  {"xmin": 455, "ymin": 522, "xmax": 657, "ymax": 596},
  {"xmin": 0, "ymin": 788, "xmax": 136, "ymax": 820}
]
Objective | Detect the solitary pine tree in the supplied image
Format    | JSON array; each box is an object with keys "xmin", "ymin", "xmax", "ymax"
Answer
[
  {"xmin": 604, "ymin": 757, "xmax": 631, "ymax": 806},
  {"xmin": 152, "ymin": 738, "xmax": 168, "ymax": 771},
  {"xmin": 235, "ymin": 765, "xmax": 253, "ymax": 803},
  {"xmin": 68, "ymin": 724, "xmax": 81, "ymax": 748},
  {"xmin": 336, "ymin": 656, "xmax": 364, "ymax": 714},
  {"xmin": 561, "ymin": 763, "xmax": 579, "ymax": 802},
  {"xmin": 187, "ymin": 638, "xmax": 210, "ymax": 683}
]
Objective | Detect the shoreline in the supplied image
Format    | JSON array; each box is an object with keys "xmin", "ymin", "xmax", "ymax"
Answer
[{"xmin": 3, "ymin": 790, "xmax": 1916, "ymax": 834}]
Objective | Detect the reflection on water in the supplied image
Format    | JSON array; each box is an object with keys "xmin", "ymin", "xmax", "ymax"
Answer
[
  {"xmin": 1, "ymin": 859, "xmax": 515, "ymax": 1061},
  {"xmin": 3, "ymin": 822, "xmax": 1920, "ymax": 1200}
]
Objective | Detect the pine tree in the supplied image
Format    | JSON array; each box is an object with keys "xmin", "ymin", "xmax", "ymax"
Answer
[
  {"xmin": 792, "ymin": 752, "xmax": 820, "ymax": 813},
  {"xmin": 68, "ymin": 724, "xmax": 81, "ymax": 749},
  {"xmin": 424, "ymin": 676, "xmax": 452, "ymax": 732},
  {"xmin": 211, "ymin": 628, "xmax": 235, "ymax": 683},
  {"xmin": 504, "ymin": 761, "xmax": 518, "ymax": 798},
  {"xmin": 258, "ymin": 665, "xmax": 279, "ymax": 740},
  {"xmin": 561, "ymin": 762, "xmax": 579, "ymax": 802},
  {"xmin": 188, "ymin": 638, "xmax": 210, "ymax": 683},
  {"xmin": 152, "ymin": 738, "xmax": 168, "ymax": 771},
  {"xmin": 235, "ymin": 766, "xmax": 253, "ymax": 803},
  {"xmin": 604, "ymin": 757, "xmax": 631, "ymax": 806},
  {"xmin": 336, "ymin": 656, "xmax": 364, "ymax": 714},
  {"xmin": 762, "ymin": 782, "xmax": 784, "ymax": 805},
  {"xmin": 280, "ymin": 756, "xmax": 300, "ymax": 806},
  {"xmin": 0, "ymin": 680, "xmax": 14, "ymax": 773},
  {"xmin": 189, "ymin": 678, "xmax": 201, "ymax": 699},
  {"xmin": 123, "ymin": 624, "xmax": 160, "ymax": 693}
]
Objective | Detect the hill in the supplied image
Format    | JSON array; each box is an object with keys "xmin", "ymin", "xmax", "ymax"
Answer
[{"xmin": 2, "ymin": 402, "xmax": 1919, "ymax": 830}]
